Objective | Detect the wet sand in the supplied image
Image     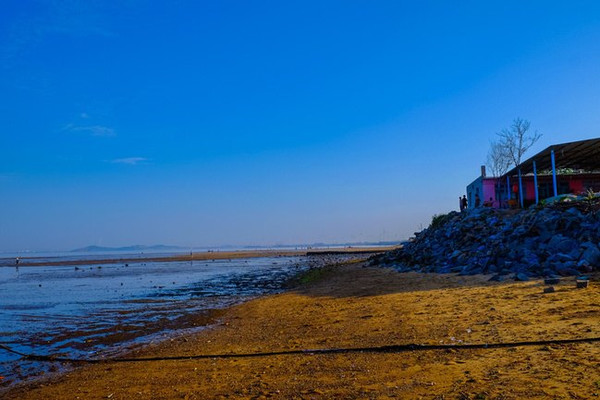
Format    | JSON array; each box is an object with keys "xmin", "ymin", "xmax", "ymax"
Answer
[
  {"xmin": 10, "ymin": 247, "xmax": 395, "ymax": 267},
  {"xmin": 0, "ymin": 253, "xmax": 370, "ymax": 387},
  {"xmin": 4, "ymin": 262, "xmax": 599, "ymax": 399}
]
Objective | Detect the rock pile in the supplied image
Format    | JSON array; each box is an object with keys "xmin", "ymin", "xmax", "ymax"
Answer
[{"xmin": 370, "ymin": 202, "xmax": 600, "ymax": 281}]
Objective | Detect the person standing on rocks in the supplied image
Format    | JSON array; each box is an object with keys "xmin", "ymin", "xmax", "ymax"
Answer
[
  {"xmin": 475, "ymin": 193, "xmax": 481, "ymax": 207},
  {"xmin": 461, "ymin": 195, "xmax": 468, "ymax": 211},
  {"xmin": 459, "ymin": 196, "xmax": 464, "ymax": 211}
]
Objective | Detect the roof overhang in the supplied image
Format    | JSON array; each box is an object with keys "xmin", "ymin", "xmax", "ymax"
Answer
[{"xmin": 503, "ymin": 137, "xmax": 600, "ymax": 177}]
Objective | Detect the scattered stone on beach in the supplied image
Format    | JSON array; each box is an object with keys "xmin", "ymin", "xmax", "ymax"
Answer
[
  {"xmin": 576, "ymin": 279, "xmax": 589, "ymax": 289},
  {"xmin": 370, "ymin": 199, "xmax": 600, "ymax": 280}
]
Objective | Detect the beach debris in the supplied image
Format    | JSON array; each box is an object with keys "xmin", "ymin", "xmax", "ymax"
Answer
[
  {"xmin": 543, "ymin": 286, "xmax": 555, "ymax": 294},
  {"xmin": 370, "ymin": 204, "xmax": 600, "ymax": 279},
  {"xmin": 576, "ymin": 278, "xmax": 589, "ymax": 289}
]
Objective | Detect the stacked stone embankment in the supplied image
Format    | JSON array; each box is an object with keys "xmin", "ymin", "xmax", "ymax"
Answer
[{"xmin": 370, "ymin": 200, "xmax": 600, "ymax": 281}]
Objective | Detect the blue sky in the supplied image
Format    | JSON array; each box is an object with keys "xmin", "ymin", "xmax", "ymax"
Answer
[{"xmin": 1, "ymin": 1, "xmax": 600, "ymax": 251}]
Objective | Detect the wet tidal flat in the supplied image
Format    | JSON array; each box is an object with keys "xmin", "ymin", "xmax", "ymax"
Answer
[{"xmin": 0, "ymin": 255, "xmax": 323, "ymax": 387}]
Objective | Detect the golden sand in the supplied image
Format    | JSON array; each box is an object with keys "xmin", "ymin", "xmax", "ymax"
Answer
[{"xmin": 5, "ymin": 262, "xmax": 599, "ymax": 399}]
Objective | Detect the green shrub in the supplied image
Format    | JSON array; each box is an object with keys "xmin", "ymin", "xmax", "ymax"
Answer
[
  {"xmin": 430, "ymin": 213, "xmax": 451, "ymax": 229},
  {"xmin": 585, "ymin": 188, "xmax": 596, "ymax": 201}
]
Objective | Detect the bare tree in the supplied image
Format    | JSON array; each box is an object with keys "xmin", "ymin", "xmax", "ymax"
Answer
[
  {"xmin": 496, "ymin": 118, "xmax": 542, "ymax": 167},
  {"xmin": 486, "ymin": 140, "xmax": 512, "ymax": 177}
]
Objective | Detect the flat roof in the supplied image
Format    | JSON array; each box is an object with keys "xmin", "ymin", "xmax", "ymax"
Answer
[{"xmin": 504, "ymin": 137, "xmax": 600, "ymax": 177}]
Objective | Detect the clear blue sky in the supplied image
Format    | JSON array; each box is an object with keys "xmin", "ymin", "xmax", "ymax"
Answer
[{"xmin": 1, "ymin": 1, "xmax": 600, "ymax": 252}]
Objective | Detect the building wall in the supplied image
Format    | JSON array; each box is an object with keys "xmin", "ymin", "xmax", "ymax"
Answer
[
  {"xmin": 466, "ymin": 176, "xmax": 482, "ymax": 209},
  {"xmin": 466, "ymin": 173, "xmax": 600, "ymax": 209},
  {"xmin": 521, "ymin": 175, "xmax": 591, "ymax": 202},
  {"xmin": 482, "ymin": 179, "xmax": 499, "ymax": 207},
  {"xmin": 467, "ymin": 177, "xmax": 506, "ymax": 208},
  {"xmin": 492, "ymin": 173, "xmax": 600, "ymax": 207}
]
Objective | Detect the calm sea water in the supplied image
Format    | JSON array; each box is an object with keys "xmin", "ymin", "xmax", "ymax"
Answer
[{"xmin": 0, "ymin": 254, "xmax": 319, "ymax": 387}]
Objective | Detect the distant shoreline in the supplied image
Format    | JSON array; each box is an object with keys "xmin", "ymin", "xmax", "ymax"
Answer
[{"xmin": 6, "ymin": 246, "xmax": 398, "ymax": 267}]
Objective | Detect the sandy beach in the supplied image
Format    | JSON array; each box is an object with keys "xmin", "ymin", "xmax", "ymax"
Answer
[{"xmin": 4, "ymin": 261, "xmax": 599, "ymax": 399}]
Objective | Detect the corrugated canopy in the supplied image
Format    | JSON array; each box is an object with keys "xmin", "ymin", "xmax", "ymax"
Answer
[{"xmin": 504, "ymin": 137, "xmax": 600, "ymax": 177}]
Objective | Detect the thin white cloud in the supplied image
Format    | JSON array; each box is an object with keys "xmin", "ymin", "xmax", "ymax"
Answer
[
  {"xmin": 87, "ymin": 125, "xmax": 115, "ymax": 137},
  {"xmin": 63, "ymin": 123, "xmax": 116, "ymax": 137},
  {"xmin": 109, "ymin": 157, "xmax": 149, "ymax": 165}
]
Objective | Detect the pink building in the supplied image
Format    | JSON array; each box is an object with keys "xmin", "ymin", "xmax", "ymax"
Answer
[{"xmin": 466, "ymin": 138, "xmax": 600, "ymax": 209}]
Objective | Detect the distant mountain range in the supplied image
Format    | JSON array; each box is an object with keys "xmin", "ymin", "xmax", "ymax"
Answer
[{"xmin": 71, "ymin": 245, "xmax": 185, "ymax": 253}]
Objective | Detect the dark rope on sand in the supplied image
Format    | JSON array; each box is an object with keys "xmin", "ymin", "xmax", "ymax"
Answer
[{"xmin": 1, "ymin": 337, "xmax": 599, "ymax": 364}]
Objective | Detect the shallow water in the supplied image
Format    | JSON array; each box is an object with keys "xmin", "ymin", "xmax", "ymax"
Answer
[{"xmin": 0, "ymin": 255, "xmax": 313, "ymax": 387}]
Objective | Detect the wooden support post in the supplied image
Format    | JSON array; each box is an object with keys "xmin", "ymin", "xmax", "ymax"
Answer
[
  {"xmin": 506, "ymin": 175, "xmax": 510, "ymax": 208},
  {"xmin": 518, "ymin": 168, "xmax": 524, "ymax": 208},
  {"xmin": 551, "ymin": 149, "xmax": 558, "ymax": 197},
  {"xmin": 533, "ymin": 160, "xmax": 539, "ymax": 204}
]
